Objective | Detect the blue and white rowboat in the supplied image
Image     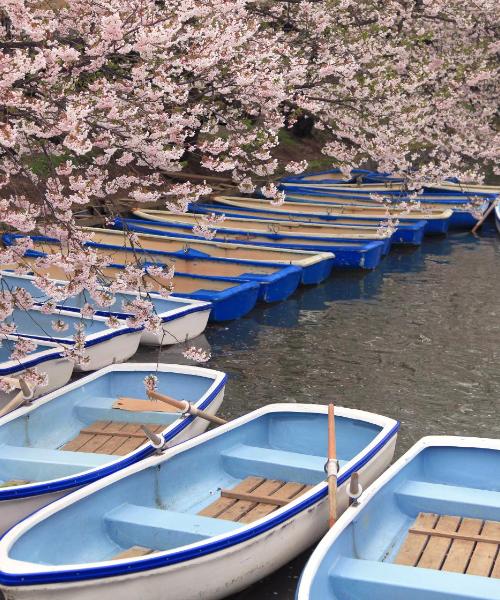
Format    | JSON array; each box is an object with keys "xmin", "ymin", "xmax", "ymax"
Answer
[
  {"xmin": 0, "ymin": 336, "xmax": 74, "ymax": 415},
  {"xmin": 117, "ymin": 217, "xmax": 386, "ymax": 270},
  {"xmin": 131, "ymin": 208, "xmax": 394, "ymax": 256},
  {"xmin": 0, "ymin": 404, "xmax": 398, "ymax": 600},
  {"xmin": 1, "ymin": 272, "xmax": 212, "ymax": 347},
  {"xmin": 5, "ymin": 305, "xmax": 143, "ymax": 372},
  {"xmin": 495, "ymin": 203, "xmax": 500, "ymax": 234},
  {"xmin": 0, "ymin": 362, "xmax": 226, "ymax": 534},
  {"xmin": 192, "ymin": 203, "xmax": 426, "ymax": 247},
  {"xmin": 297, "ymin": 436, "xmax": 500, "ymax": 600}
]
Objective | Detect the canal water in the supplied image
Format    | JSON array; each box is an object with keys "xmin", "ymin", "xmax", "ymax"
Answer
[{"xmin": 135, "ymin": 222, "xmax": 500, "ymax": 599}]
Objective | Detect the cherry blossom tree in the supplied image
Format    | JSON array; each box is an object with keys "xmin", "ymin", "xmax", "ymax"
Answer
[{"xmin": 0, "ymin": 0, "xmax": 498, "ymax": 369}]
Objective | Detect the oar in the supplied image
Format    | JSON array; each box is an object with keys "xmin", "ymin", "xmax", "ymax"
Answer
[
  {"xmin": 326, "ymin": 403, "xmax": 338, "ymax": 527},
  {"xmin": 0, "ymin": 377, "xmax": 36, "ymax": 418},
  {"xmin": 471, "ymin": 198, "xmax": 499, "ymax": 234},
  {"xmin": 147, "ymin": 389, "xmax": 227, "ymax": 426}
]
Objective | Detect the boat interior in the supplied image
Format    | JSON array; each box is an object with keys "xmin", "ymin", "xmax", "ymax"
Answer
[
  {"xmin": 212, "ymin": 197, "xmax": 448, "ymax": 219},
  {"xmin": 132, "ymin": 211, "xmax": 388, "ymax": 239},
  {"xmin": 6, "ymin": 307, "xmax": 117, "ymax": 343},
  {"xmin": 316, "ymin": 445, "xmax": 500, "ymax": 599},
  {"xmin": 25, "ymin": 235, "xmax": 281, "ymax": 278},
  {"xmin": 103, "ymin": 225, "xmax": 330, "ymax": 265},
  {"xmin": 1, "ymin": 257, "xmax": 251, "ymax": 295},
  {"xmin": 0, "ymin": 369, "xmax": 215, "ymax": 489},
  {"xmin": 195, "ymin": 204, "xmax": 390, "ymax": 227},
  {"xmin": 0, "ymin": 337, "xmax": 59, "ymax": 367},
  {"xmin": 0, "ymin": 273, "xmax": 195, "ymax": 317},
  {"xmin": 8, "ymin": 411, "xmax": 383, "ymax": 566}
]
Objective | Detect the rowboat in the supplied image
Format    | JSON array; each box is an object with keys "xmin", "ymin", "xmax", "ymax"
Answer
[
  {"xmin": 297, "ymin": 435, "xmax": 500, "ymax": 600},
  {"xmin": 2, "ymin": 236, "xmax": 261, "ymax": 322},
  {"xmin": 4, "ymin": 231, "xmax": 301, "ymax": 306},
  {"xmin": 0, "ymin": 362, "xmax": 226, "ymax": 534},
  {"xmin": 280, "ymin": 188, "xmax": 491, "ymax": 229},
  {"xmin": 0, "ymin": 272, "xmax": 212, "ymax": 347},
  {"xmin": 495, "ymin": 203, "xmax": 500, "ymax": 234},
  {"xmin": 111, "ymin": 218, "xmax": 335, "ymax": 284},
  {"xmin": 117, "ymin": 217, "xmax": 386, "ymax": 270},
  {"xmin": 85, "ymin": 228, "xmax": 303, "ymax": 303},
  {"xmin": 0, "ymin": 403, "xmax": 398, "ymax": 600},
  {"xmin": 6, "ymin": 305, "xmax": 143, "ymax": 371},
  {"xmin": 282, "ymin": 169, "xmax": 500, "ymax": 195},
  {"xmin": 192, "ymin": 203, "xmax": 426, "ymax": 246},
  {"xmin": 132, "ymin": 208, "xmax": 394, "ymax": 252},
  {"xmin": 0, "ymin": 336, "xmax": 74, "ymax": 415},
  {"xmin": 212, "ymin": 196, "xmax": 453, "ymax": 235}
]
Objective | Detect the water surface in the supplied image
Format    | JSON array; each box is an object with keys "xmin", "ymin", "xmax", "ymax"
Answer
[{"xmin": 136, "ymin": 224, "xmax": 500, "ymax": 599}]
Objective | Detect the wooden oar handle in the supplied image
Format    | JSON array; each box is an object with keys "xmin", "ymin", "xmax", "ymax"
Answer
[
  {"xmin": 148, "ymin": 389, "xmax": 227, "ymax": 426},
  {"xmin": 148, "ymin": 389, "xmax": 188, "ymax": 412},
  {"xmin": 328, "ymin": 402, "xmax": 337, "ymax": 528}
]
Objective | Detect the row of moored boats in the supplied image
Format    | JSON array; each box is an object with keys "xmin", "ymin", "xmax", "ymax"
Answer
[
  {"xmin": 0, "ymin": 169, "xmax": 498, "ymax": 598},
  {"xmin": 0, "ymin": 364, "xmax": 497, "ymax": 599}
]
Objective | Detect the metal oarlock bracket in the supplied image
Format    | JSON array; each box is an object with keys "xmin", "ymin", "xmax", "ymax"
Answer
[
  {"xmin": 324, "ymin": 458, "xmax": 339, "ymax": 476},
  {"xmin": 140, "ymin": 425, "xmax": 169, "ymax": 454},
  {"xmin": 181, "ymin": 401, "xmax": 192, "ymax": 419}
]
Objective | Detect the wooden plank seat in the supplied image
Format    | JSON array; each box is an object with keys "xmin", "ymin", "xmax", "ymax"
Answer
[
  {"xmin": 395, "ymin": 512, "xmax": 500, "ymax": 578},
  {"xmin": 199, "ymin": 476, "xmax": 313, "ymax": 524},
  {"xmin": 61, "ymin": 420, "xmax": 165, "ymax": 456}
]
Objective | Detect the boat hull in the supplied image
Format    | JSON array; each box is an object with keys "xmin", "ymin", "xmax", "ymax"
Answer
[
  {"xmin": 172, "ymin": 281, "xmax": 259, "ymax": 322},
  {"xmin": 140, "ymin": 306, "xmax": 212, "ymax": 345},
  {"xmin": 72, "ymin": 329, "xmax": 143, "ymax": 371},
  {"xmin": 0, "ymin": 429, "xmax": 397, "ymax": 600}
]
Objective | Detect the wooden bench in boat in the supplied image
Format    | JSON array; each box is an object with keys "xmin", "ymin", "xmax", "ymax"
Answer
[
  {"xmin": 61, "ymin": 420, "xmax": 165, "ymax": 456},
  {"xmin": 395, "ymin": 512, "xmax": 500, "ymax": 578},
  {"xmin": 199, "ymin": 476, "xmax": 314, "ymax": 524}
]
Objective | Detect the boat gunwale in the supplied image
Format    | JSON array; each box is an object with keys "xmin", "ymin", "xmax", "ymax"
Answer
[
  {"xmin": 0, "ymin": 334, "xmax": 70, "ymax": 377},
  {"xmin": 0, "ymin": 404, "xmax": 399, "ymax": 586},
  {"xmin": 0, "ymin": 362, "xmax": 227, "ymax": 501},
  {"xmin": 295, "ymin": 435, "xmax": 500, "ymax": 600}
]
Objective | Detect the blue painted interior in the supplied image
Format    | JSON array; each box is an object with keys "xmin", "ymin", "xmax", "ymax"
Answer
[
  {"xmin": 0, "ymin": 274, "xmax": 193, "ymax": 317},
  {"xmin": 0, "ymin": 369, "xmax": 215, "ymax": 486},
  {"xmin": 305, "ymin": 444, "xmax": 500, "ymax": 599},
  {"xmin": 6, "ymin": 307, "xmax": 117, "ymax": 343},
  {"xmin": 8, "ymin": 411, "xmax": 383, "ymax": 566}
]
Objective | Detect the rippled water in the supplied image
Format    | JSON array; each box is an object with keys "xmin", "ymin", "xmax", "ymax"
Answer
[{"xmin": 135, "ymin": 223, "xmax": 500, "ymax": 599}]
